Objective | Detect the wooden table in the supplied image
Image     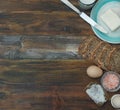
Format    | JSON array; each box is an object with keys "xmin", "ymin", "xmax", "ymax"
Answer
[{"xmin": 0, "ymin": 0, "xmax": 117, "ymax": 109}]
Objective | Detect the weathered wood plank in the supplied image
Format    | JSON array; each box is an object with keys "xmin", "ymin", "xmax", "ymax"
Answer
[
  {"xmin": 0, "ymin": 0, "xmax": 93, "ymax": 35},
  {"xmin": 0, "ymin": 12, "xmax": 92, "ymax": 35},
  {"xmin": 0, "ymin": 60, "xmax": 92, "ymax": 84},
  {"xmin": 0, "ymin": 35, "xmax": 85, "ymax": 59},
  {"xmin": 0, "ymin": 0, "xmax": 79, "ymax": 12}
]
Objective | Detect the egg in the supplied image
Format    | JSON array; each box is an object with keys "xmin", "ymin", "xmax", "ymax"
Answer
[{"xmin": 87, "ymin": 65, "xmax": 103, "ymax": 78}]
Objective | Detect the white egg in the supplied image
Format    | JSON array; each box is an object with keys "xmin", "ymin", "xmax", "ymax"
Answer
[{"xmin": 87, "ymin": 65, "xmax": 103, "ymax": 78}]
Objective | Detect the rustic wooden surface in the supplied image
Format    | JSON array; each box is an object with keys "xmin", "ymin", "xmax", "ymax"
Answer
[{"xmin": 0, "ymin": 0, "xmax": 118, "ymax": 110}]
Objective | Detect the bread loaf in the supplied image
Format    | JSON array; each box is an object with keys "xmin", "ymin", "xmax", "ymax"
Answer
[{"xmin": 78, "ymin": 36, "xmax": 120, "ymax": 73}]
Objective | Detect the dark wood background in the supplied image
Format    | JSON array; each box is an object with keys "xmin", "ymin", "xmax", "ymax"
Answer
[{"xmin": 0, "ymin": 0, "xmax": 118, "ymax": 109}]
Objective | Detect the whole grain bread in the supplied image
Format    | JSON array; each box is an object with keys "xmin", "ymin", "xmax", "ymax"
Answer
[{"xmin": 78, "ymin": 36, "xmax": 120, "ymax": 73}]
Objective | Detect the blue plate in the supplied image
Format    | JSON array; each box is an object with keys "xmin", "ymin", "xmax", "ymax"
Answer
[{"xmin": 90, "ymin": 0, "xmax": 120, "ymax": 44}]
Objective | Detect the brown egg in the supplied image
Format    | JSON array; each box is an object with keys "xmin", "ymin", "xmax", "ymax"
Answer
[{"xmin": 87, "ymin": 65, "xmax": 103, "ymax": 78}]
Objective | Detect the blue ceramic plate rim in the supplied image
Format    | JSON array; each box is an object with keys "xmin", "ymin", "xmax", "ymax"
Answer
[{"xmin": 90, "ymin": 0, "xmax": 120, "ymax": 44}]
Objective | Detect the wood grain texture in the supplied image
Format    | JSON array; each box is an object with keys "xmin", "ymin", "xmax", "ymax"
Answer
[
  {"xmin": 0, "ymin": 35, "xmax": 83, "ymax": 59},
  {"xmin": 0, "ymin": 0, "xmax": 93, "ymax": 36},
  {"xmin": 0, "ymin": 60, "xmax": 116, "ymax": 110},
  {"xmin": 0, "ymin": 0, "xmax": 117, "ymax": 110}
]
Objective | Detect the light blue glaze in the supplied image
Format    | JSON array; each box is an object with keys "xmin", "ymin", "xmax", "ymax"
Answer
[{"xmin": 90, "ymin": 0, "xmax": 120, "ymax": 44}]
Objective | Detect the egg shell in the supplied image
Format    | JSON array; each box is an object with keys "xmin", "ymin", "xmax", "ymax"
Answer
[{"xmin": 87, "ymin": 65, "xmax": 103, "ymax": 78}]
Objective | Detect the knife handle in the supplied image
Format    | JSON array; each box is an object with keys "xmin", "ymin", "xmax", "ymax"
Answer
[
  {"xmin": 80, "ymin": 12, "xmax": 96, "ymax": 26},
  {"xmin": 80, "ymin": 13, "xmax": 107, "ymax": 33}
]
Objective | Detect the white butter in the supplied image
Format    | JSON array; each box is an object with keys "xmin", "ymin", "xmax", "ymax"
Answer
[{"xmin": 100, "ymin": 9, "xmax": 120, "ymax": 31}]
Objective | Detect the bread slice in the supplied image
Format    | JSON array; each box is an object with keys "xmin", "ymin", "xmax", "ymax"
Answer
[{"xmin": 78, "ymin": 36, "xmax": 120, "ymax": 73}]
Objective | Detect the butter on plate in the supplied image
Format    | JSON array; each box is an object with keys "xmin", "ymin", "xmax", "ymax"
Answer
[{"xmin": 100, "ymin": 9, "xmax": 120, "ymax": 31}]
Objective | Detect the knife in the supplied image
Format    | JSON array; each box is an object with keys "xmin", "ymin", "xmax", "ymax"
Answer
[{"xmin": 60, "ymin": 0, "xmax": 108, "ymax": 34}]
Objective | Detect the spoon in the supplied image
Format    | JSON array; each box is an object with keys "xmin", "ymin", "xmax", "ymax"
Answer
[{"xmin": 60, "ymin": 0, "xmax": 108, "ymax": 34}]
